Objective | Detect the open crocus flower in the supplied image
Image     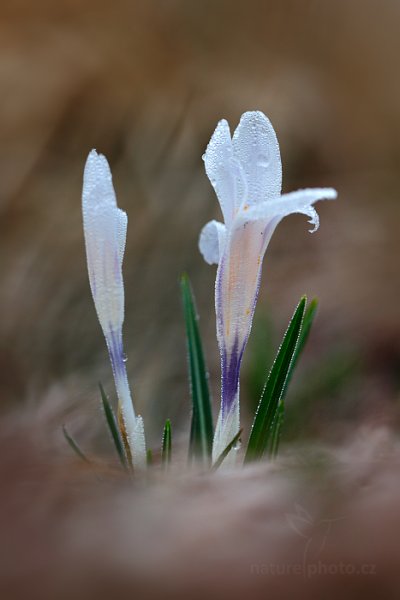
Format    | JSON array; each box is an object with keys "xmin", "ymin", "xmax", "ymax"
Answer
[
  {"xmin": 82, "ymin": 150, "xmax": 146, "ymax": 470},
  {"xmin": 199, "ymin": 111, "xmax": 337, "ymax": 461}
]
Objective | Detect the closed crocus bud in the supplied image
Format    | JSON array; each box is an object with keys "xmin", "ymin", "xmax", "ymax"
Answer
[
  {"xmin": 199, "ymin": 111, "xmax": 337, "ymax": 461},
  {"xmin": 82, "ymin": 150, "xmax": 146, "ymax": 470}
]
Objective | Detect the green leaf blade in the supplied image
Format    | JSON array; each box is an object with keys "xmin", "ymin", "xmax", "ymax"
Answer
[
  {"xmin": 245, "ymin": 296, "xmax": 307, "ymax": 463},
  {"xmin": 287, "ymin": 297, "xmax": 318, "ymax": 386},
  {"xmin": 62, "ymin": 425, "xmax": 91, "ymax": 464},
  {"xmin": 162, "ymin": 419, "xmax": 172, "ymax": 466},
  {"xmin": 181, "ymin": 274, "xmax": 213, "ymax": 464},
  {"xmin": 268, "ymin": 399, "xmax": 285, "ymax": 459},
  {"xmin": 99, "ymin": 383, "xmax": 128, "ymax": 470}
]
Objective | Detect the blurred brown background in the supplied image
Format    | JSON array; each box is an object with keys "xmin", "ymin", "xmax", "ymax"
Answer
[{"xmin": 1, "ymin": 0, "xmax": 399, "ymax": 449}]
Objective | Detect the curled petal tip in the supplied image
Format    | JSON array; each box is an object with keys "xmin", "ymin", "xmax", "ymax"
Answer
[
  {"xmin": 199, "ymin": 220, "xmax": 226, "ymax": 265},
  {"xmin": 322, "ymin": 187, "xmax": 338, "ymax": 200},
  {"xmin": 307, "ymin": 207, "xmax": 320, "ymax": 233}
]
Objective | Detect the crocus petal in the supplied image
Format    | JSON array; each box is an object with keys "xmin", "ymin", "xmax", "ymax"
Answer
[
  {"xmin": 82, "ymin": 150, "xmax": 125, "ymax": 336},
  {"xmin": 131, "ymin": 416, "xmax": 147, "ymax": 470},
  {"xmin": 83, "ymin": 150, "xmax": 117, "ymax": 210},
  {"xmin": 82, "ymin": 150, "xmax": 147, "ymax": 470},
  {"xmin": 199, "ymin": 220, "xmax": 227, "ymax": 265},
  {"xmin": 243, "ymin": 187, "xmax": 337, "ymax": 232},
  {"xmin": 203, "ymin": 119, "xmax": 247, "ymax": 226},
  {"xmin": 232, "ymin": 111, "xmax": 282, "ymax": 205},
  {"xmin": 116, "ymin": 208, "xmax": 128, "ymax": 262}
]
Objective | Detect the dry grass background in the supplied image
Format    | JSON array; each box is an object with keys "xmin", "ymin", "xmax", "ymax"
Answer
[
  {"xmin": 1, "ymin": 0, "xmax": 400, "ymax": 442},
  {"xmin": 1, "ymin": 1, "xmax": 400, "ymax": 597}
]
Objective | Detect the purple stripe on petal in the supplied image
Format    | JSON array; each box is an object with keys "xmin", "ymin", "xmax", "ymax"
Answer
[
  {"xmin": 107, "ymin": 327, "xmax": 126, "ymax": 379},
  {"xmin": 221, "ymin": 336, "xmax": 245, "ymax": 418}
]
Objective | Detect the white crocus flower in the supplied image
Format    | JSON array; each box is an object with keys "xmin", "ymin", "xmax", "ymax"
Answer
[
  {"xmin": 199, "ymin": 111, "xmax": 337, "ymax": 461},
  {"xmin": 82, "ymin": 150, "xmax": 146, "ymax": 470}
]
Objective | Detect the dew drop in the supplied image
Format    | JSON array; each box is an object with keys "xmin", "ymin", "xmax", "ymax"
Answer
[{"xmin": 257, "ymin": 153, "xmax": 270, "ymax": 168}]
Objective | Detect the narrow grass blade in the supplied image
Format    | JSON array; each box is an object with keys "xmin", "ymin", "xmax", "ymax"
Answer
[
  {"xmin": 268, "ymin": 399, "xmax": 285, "ymax": 459},
  {"xmin": 181, "ymin": 274, "xmax": 213, "ymax": 463},
  {"xmin": 162, "ymin": 419, "xmax": 172, "ymax": 466},
  {"xmin": 99, "ymin": 383, "xmax": 127, "ymax": 470},
  {"xmin": 245, "ymin": 296, "xmax": 307, "ymax": 462},
  {"xmin": 286, "ymin": 298, "xmax": 318, "ymax": 389},
  {"xmin": 212, "ymin": 429, "xmax": 243, "ymax": 471},
  {"xmin": 62, "ymin": 425, "xmax": 91, "ymax": 464},
  {"xmin": 146, "ymin": 449, "xmax": 153, "ymax": 466},
  {"xmin": 117, "ymin": 404, "xmax": 133, "ymax": 470}
]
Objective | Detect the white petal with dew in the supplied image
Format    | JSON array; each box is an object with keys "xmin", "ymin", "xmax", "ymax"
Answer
[
  {"xmin": 83, "ymin": 150, "xmax": 117, "ymax": 210},
  {"xmin": 82, "ymin": 151, "xmax": 127, "ymax": 335},
  {"xmin": 129, "ymin": 415, "xmax": 147, "ymax": 471},
  {"xmin": 204, "ymin": 120, "xmax": 247, "ymax": 226},
  {"xmin": 242, "ymin": 187, "xmax": 337, "ymax": 232},
  {"xmin": 116, "ymin": 208, "xmax": 128, "ymax": 262},
  {"xmin": 199, "ymin": 220, "xmax": 227, "ymax": 265},
  {"xmin": 232, "ymin": 111, "xmax": 282, "ymax": 205}
]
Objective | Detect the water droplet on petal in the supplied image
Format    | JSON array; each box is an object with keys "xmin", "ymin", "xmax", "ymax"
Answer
[{"xmin": 257, "ymin": 153, "xmax": 270, "ymax": 168}]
